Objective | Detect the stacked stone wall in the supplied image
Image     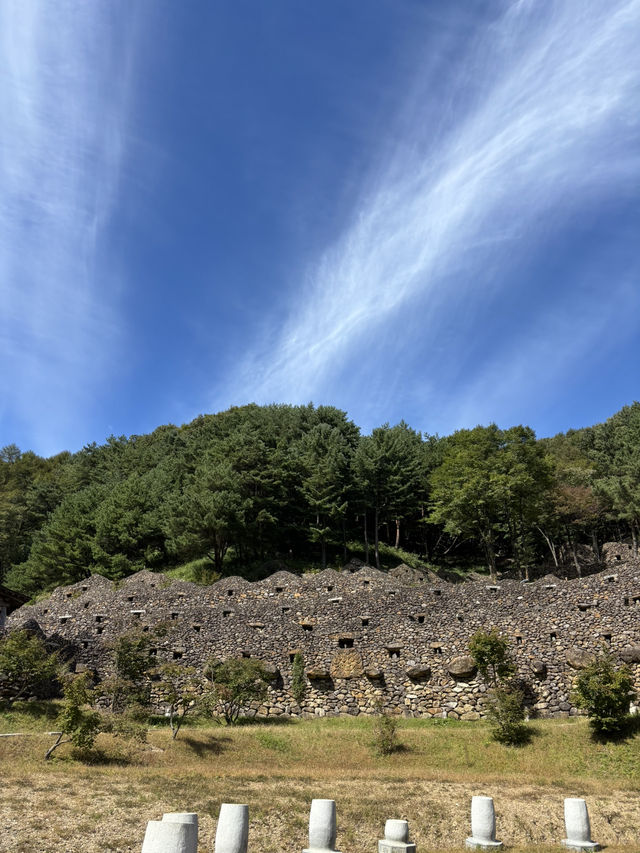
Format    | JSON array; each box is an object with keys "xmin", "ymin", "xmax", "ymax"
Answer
[{"xmin": 7, "ymin": 543, "xmax": 640, "ymax": 719}]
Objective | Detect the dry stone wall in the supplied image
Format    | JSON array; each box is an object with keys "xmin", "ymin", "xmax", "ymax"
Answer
[{"xmin": 7, "ymin": 543, "xmax": 640, "ymax": 719}]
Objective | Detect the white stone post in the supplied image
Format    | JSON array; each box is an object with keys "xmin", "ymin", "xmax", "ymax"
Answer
[
  {"xmin": 162, "ymin": 813, "xmax": 198, "ymax": 853},
  {"xmin": 466, "ymin": 796, "xmax": 502, "ymax": 849},
  {"xmin": 303, "ymin": 798, "xmax": 341, "ymax": 853},
  {"xmin": 378, "ymin": 819, "xmax": 416, "ymax": 853},
  {"xmin": 215, "ymin": 803, "xmax": 249, "ymax": 853},
  {"xmin": 562, "ymin": 798, "xmax": 600, "ymax": 850},
  {"xmin": 141, "ymin": 819, "xmax": 197, "ymax": 853}
]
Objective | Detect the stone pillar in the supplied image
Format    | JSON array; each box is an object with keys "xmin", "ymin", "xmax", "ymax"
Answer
[
  {"xmin": 378, "ymin": 819, "xmax": 416, "ymax": 853},
  {"xmin": 162, "ymin": 813, "xmax": 198, "ymax": 853},
  {"xmin": 465, "ymin": 796, "xmax": 502, "ymax": 850},
  {"xmin": 141, "ymin": 819, "xmax": 197, "ymax": 853},
  {"xmin": 562, "ymin": 799, "xmax": 600, "ymax": 851},
  {"xmin": 215, "ymin": 803, "xmax": 249, "ymax": 853},
  {"xmin": 303, "ymin": 799, "xmax": 341, "ymax": 853}
]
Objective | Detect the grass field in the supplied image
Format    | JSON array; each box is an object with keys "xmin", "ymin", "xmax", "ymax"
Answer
[{"xmin": 1, "ymin": 707, "xmax": 638, "ymax": 852}]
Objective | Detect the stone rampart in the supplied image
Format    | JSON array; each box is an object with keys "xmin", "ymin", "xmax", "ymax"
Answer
[{"xmin": 7, "ymin": 543, "xmax": 640, "ymax": 719}]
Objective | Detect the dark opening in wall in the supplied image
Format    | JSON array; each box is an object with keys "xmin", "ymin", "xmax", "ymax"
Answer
[
  {"xmin": 241, "ymin": 651, "xmax": 251, "ymax": 659},
  {"xmin": 275, "ymin": 586, "xmax": 284, "ymax": 593},
  {"xmin": 326, "ymin": 585, "xmax": 334, "ymax": 592},
  {"xmin": 338, "ymin": 638, "xmax": 354, "ymax": 649},
  {"xmin": 127, "ymin": 596, "xmax": 134, "ymax": 602},
  {"xmin": 432, "ymin": 589, "xmax": 442, "ymax": 597},
  {"xmin": 417, "ymin": 615, "xmax": 425, "ymax": 624},
  {"xmin": 289, "ymin": 653, "xmax": 298, "ymax": 663},
  {"xmin": 82, "ymin": 641, "xmax": 89, "ymax": 649},
  {"xmin": 361, "ymin": 618, "xmax": 370, "ymax": 627},
  {"xmin": 386, "ymin": 646, "xmax": 402, "ymax": 659},
  {"xmin": 131, "ymin": 610, "xmax": 144, "ymax": 619},
  {"xmin": 149, "ymin": 648, "xmax": 157, "ymax": 657},
  {"xmin": 431, "ymin": 644, "xmax": 443, "ymax": 655},
  {"xmin": 362, "ymin": 580, "xmax": 370, "ymax": 587},
  {"xmin": 66, "ymin": 593, "xmax": 72, "ymax": 599},
  {"xmin": 193, "ymin": 624, "xmax": 201, "ymax": 633},
  {"xmin": 282, "ymin": 606, "xmax": 290, "ymax": 614},
  {"xmin": 83, "ymin": 602, "xmax": 89, "ymax": 609},
  {"xmin": 43, "ymin": 609, "xmax": 48, "ymax": 615},
  {"xmin": 81, "ymin": 585, "xmax": 88, "ymax": 592},
  {"xmin": 171, "ymin": 612, "xmax": 179, "ymax": 620},
  {"xmin": 59, "ymin": 616, "xmax": 69, "ymax": 624},
  {"xmin": 142, "ymin": 625, "xmax": 149, "ymax": 633},
  {"xmin": 173, "ymin": 650, "xmax": 183, "ymax": 660},
  {"xmin": 223, "ymin": 610, "xmax": 232, "ymax": 617},
  {"xmin": 227, "ymin": 589, "xmax": 234, "ymax": 597},
  {"xmin": 95, "ymin": 615, "xmax": 104, "ymax": 623},
  {"xmin": 577, "ymin": 603, "xmax": 594, "ymax": 612},
  {"xmin": 550, "ymin": 631, "xmax": 557, "ymax": 641},
  {"xmin": 604, "ymin": 575, "xmax": 617, "ymax": 583},
  {"xmin": 96, "ymin": 627, "xmax": 104, "ymax": 635},
  {"xmin": 515, "ymin": 635, "xmax": 523, "ymax": 645},
  {"xmin": 616, "ymin": 554, "xmax": 622, "ymax": 561},
  {"xmin": 301, "ymin": 623, "xmax": 313, "ymax": 632},
  {"xmin": 602, "ymin": 633, "xmax": 612, "ymax": 643}
]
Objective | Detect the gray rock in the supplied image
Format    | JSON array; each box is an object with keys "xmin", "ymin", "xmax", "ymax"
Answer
[{"xmin": 448, "ymin": 656, "xmax": 477, "ymax": 679}]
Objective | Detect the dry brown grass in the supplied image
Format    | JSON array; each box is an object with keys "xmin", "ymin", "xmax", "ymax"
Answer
[{"xmin": 0, "ymin": 714, "xmax": 639, "ymax": 852}]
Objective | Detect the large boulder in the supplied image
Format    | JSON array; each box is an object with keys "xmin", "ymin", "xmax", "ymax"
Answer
[
  {"xmin": 620, "ymin": 645, "xmax": 640, "ymax": 664},
  {"xmin": 530, "ymin": 660, "xmax": 547, "ymax": 678},
  {"xmin": 447, "ymin": 655, "xmax": 477, "ymax": 679},
  {"xmin": 306, "ymin": 667, "xmax": 331, "ymax": 680},
  {"xmin": 566, "ymin": 648, "xmax": 594, "ymax": 670},
  {"xmin": 330, "ymin": 649, "xmax": 364, "ymax": 679},
  {"xmin": 406, "ymin": 665, "xmax": 431, "ymax": 681}
]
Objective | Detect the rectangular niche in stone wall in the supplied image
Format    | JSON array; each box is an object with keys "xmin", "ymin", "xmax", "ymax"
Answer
[
  {"xmin": 338, "ymin": 636, "xmax": 354, "ymax": 648},
  {"xmin": 282, "ymin": 606, "xmax": 291, "ymax": 613},
  {"xmin": 171, "ymin": 612, "xmax": 180, "ymax": 620},
  {"xmin": 432, "ymin": 589, "xmax": 442, "ymax": 597},
  {"xmin": 227, "ymin": 589, "xmax": 234, "ymax": 596},
  {"xmin": 361, "ymin": 617, "xmax": 370, "ymax": 627},
  {"xmin": 301, "ymin": 622, "xmax": 314, "ymax": 632},
  {"xmin": 192, "ymin": 624, "xmax": 201, "ymax": 632},
  {"xmin": 549, "ymin": 630, "xmax": 557, "ymax": 641},
  {"xmin": 275, "ymin": 586, "xmax": 284, "ymax": 593},
  {"xmin": 173, "ymin": 650, "xmax": 184, "ymax": 660},
  {"xmin": 96, "ymin": 627, "xmax": 104, "ymax": 635},
  {"xmin": 223, "ymin": 610, "xmax": 234, "ymax": 617},
  {"xmin": 430, "ymin": 643, "xmax": 443, "ymax": 655},
  {"xmin": 515, "ymin": 634, "xmax": 523, "ymax": 645},
  {"xmin": 131, "ymin": 610, "xmax": 145, "ymax": 619}
]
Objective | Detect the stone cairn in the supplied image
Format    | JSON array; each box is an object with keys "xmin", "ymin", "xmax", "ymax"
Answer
[{"xmin": 139, "ymin": 796, "xmax": 602, "ymax": 852}]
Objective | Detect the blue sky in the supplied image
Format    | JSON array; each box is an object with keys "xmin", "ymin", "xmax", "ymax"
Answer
[{"xmin": 1, "ymin": 0, "xmax": 639, "ymax": 456}]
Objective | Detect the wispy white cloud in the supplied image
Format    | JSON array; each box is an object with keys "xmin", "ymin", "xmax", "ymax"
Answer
[
  {"xmin": 218, "ymin": 0, "xmax": 640, "ymax": 427},
  {"xmin": 0, "ymin": 1, "xmax": 138, "ymax": 453}
]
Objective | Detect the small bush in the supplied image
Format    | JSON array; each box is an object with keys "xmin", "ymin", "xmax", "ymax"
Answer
[
  {"xmin": 572, "ymin": 648, "xmax": 635, "ymax": 738},
  {"xmin": 291, "ymin": 652, "xmax": 306, "ymax": 707},
  {"xmin": 486, "ymin": 686, "xmax": 529, "ymax": 745},
  {"xmin": 372, "ymin": 702, "xmax": 400, "ymax": 755}
]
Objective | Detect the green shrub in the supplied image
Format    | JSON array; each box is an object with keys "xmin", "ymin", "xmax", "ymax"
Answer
[
  {"xmin": 291, "ymin": 652, "xmax": 306, "ymax": 707},
  {"xmin": 572, "ymin": 649, "xmax": 635, "ymax": 738},
  {"xmin": 486, "ymin": 686, "xmax": 529, "ymax": 745},
  {"xmin": 372, "ymin": 701, "xmax": 400, "ymax": 755},
  {"xmin": 0, "ymin": 630, "xmax": 59, "ymax": 704},
  {"xmin": 203, "ymin": 658, "xmax": 270, "ymax": 725}
]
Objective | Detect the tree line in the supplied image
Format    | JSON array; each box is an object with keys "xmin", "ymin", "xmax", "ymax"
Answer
[{"xmin": 2, "ymin": 401, "xmax": 640, "ymax": 596}]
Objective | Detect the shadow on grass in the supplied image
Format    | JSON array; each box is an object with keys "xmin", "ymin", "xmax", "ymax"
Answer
[
  {"xmin": 589, "ymin": 714, "xmax": 640, "ymax": 744},
  {"xmin": 0, "ymin": 699, "xmax": 59, "ymax": 723},
  {"xmin": 234, "ymin": 715, "xmax": 298, "ymax": 727},
  {"xmin": 181, "ymin": 733, "xmax": 231, "ymax": 757}
]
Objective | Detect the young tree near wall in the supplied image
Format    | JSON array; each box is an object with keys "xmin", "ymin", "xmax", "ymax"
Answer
[
  {"xmin": 572, "ymin": 648, "xmax": 636, "ymax": 738},
  {"xmin": 469, "ymin": 628, "xmax": 528, "ymax": 745},
  {"xmin": 203, "ymin": 658, "xmax": 270, "ymax": 725},
  {"xmin": 0, "ymin": 630, "xmax": 58, "ymax": 705}
]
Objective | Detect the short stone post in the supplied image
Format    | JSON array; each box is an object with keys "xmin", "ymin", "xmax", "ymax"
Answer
[
  {"xmin": 162, "ymin": 813, "xmax": 198, "ymax": 853},
  {"xmin": 378, "ymin": 819, "xmax": 416, "ymax": 853},
  {"xmin": 215, "ymin": 803, "xmax": 249, "ymax": 853},
  {"xmin": 141, "ymin": 819, "xmax": 197, "ymax": 853},
  {"xmin": 303, "ymin": 799, "xmax": 341, "ymax": 853},
  {"xmin": 562, "ymin": 798, "xmax": 600, "ymax": 850},
  {"xmin": 465, "ymin": 796, "xmax": 502, "ymax": 850}
]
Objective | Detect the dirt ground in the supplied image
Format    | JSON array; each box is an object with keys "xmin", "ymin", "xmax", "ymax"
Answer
[{"xmin": 1, "ymin": 773, "xmax": 639, "ymax": 853}]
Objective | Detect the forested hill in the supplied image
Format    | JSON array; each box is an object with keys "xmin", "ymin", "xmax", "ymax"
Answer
[{"xmin": 1, "ymin": 402, "xmax": 639, "ymax": 599}]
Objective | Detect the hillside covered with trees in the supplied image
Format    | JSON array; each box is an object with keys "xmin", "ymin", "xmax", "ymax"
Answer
[{"xmin": 1, "ymin": 402, "xmax": 639, "ymax": 598}]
